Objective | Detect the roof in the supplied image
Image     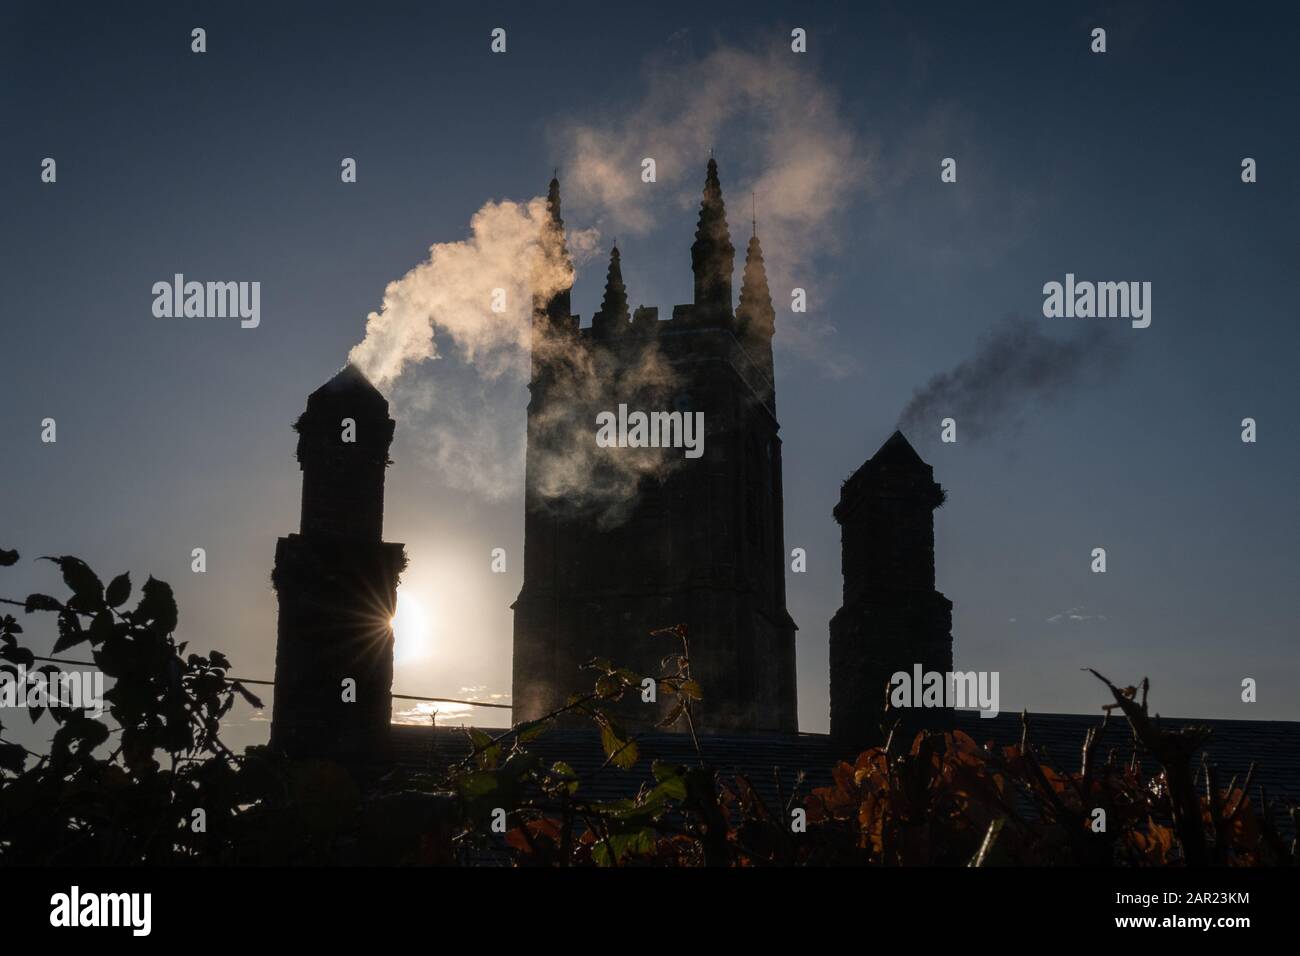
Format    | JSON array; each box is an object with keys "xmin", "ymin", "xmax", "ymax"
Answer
[
  {"xmin": 871, "ymin": 429, "xmax": 926, "ymax": 468},
  {"xmin": 303, "ymin": 364, "xmax": 388, "ymax": 413},
  {"xmin": 392, "ymin": 724, "xmax": 841, "ymax": 809},
  {"xmin": 295, "ymin": 364, "xmax": 394, "ymax": 453},
  {"xmin": 954, "ymin": 712, "xmax": 1300, "ymax": 800},
  {"xmin": 392, "ymin": 712, "xmax": 1300, "ymax": 812},
  {"xmin": 836, "ymin": 430, "xmax": 940, "ymax": 518}
]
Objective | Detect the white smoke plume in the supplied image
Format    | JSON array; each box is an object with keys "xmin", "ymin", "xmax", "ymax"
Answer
[
  {"xmin": 559, "ymin": 43, "xmax": 866, "ymax": 376},
  {"xmin": 346, "ymin": 42, "xmax": 865, "ymax": 509},
  {"xmin": 388, "ymin": 371, "xmax": 527, "ymax": 500},
  {"xmin": 344, "ymin": 194, "xmax": 675, "ymax": 515},
  {"xmin": 528, "ymin": 339, "xmax": 685, "ymax": 528},
  {"xmin": 349, "ymin": 197, "xmax": 598, "ymax": 388},
  {"xmin": 386, "ymin": 334, "xmax": 684, "ymax": 521}
]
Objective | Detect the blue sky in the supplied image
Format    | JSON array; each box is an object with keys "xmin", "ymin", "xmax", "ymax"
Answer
[{"xmin": 2, "ymin": 1, "xmax": 1297, "ymax": 750}]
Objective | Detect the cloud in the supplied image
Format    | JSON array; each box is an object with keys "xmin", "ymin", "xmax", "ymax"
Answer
[
  {"xmin": 1047, "ymin": 606, "xmax": 1108, "ymax": 624},
  {"xmin": 392, "ymin": 685, "xmax": 511, "ymax": 727}
]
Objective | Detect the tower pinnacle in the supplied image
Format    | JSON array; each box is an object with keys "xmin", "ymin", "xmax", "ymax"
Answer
[
  {"xmin": 547, "ymin": 173, "xmax": 561, "ymax": 222},
  {"xmin": 691, "ymin": 157, "xmax": 735, "ymax": 317},
  {"xmin": 737, "ymin": 227, "xmax": 776, "ymax": 406},
  {"xmin": 592, "ymin": 244, "xmax": 630, "ymax": 335},
  {"xmin": 539, "ymin": 173, "xmax": 572, "ymax": 328}
]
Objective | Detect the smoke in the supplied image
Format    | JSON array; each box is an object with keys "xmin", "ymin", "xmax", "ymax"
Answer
[
  {"xmin": 559, "ymin": 44, "xmax": 865, "ymax": 376},
  {"xmin": 387, "ymin": 331, "xmax": 686, "ymax": 526},
  {"xmin": 345, "ymin": 42, "xmax": 865, "ymax": 514},
  {"xmin": 897, "ymin": 317, "xmax": 1125, "ymax": 442},
  {"xmin": 349, "ymin": 197, "xmax": 598, "ymax": 388},
  {"xmin": 344, "ymin": 195, "xmax": 679, "ymax": 518},
  {"xmin": 351, "ymin": 43, "xmax": 863, "ymax": 391},
  {"xmin": 388, "ymin": 371, "xmax": 527, "ymax": 501},
  {"xmin": 530, "ymin": 339, "xmax": 685, "ymax": 528}
]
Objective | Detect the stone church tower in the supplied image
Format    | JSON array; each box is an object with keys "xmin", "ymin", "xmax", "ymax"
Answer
[
  {"xmin": 829, "ymin": 431, "xmax": 953, "ymax": 751},
  {"xmin": 512, "ymin": 160, "xmax": 798, "ymax": 733},
  {"xmin": 270, "ymin": 365, "xmax": 406, "ymax": 768}
]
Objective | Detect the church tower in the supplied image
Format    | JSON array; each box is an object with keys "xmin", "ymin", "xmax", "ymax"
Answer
[
  {"xmin": 829, "ymin": 431, "xmax": 953, "ymax": 751},
  {"xmin": 270, "ymin": 365, "xmax": 407, "ymax": 769},
  {"xmin": 512, "ymin": 160, "xmax": 798, "ymax": 733}
]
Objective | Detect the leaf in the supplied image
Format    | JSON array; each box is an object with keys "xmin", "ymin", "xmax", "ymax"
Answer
[
  {"xmin": 43, "ymin": 556, "xmax": 104, "ymax": 610},
  {"xmin": 457, "ymin": 770, "xmax": 500, "ymax": 800},
  {"xmin": 231, "ymin": 681, "xmax": 264, "ymax": 710},
  {"xmin": 135, "ymin": 577, "xmax": 178, "ymax": 635},
  {"xmin": 547, "ymin": 761, "xmax": 579, "ymax": 796},
  {"xmin": 656, "ymin": 701, "xmax": 686, "ymax": 729},
  {"xmin": 0, "ymin": 743, "xmax": 25, "ymax": 773},
  {"xmin": 517, "ymin": 718, "xmax": 552, "ymax": 743},
  {"xmin": 527, "ymin": 817, "xmax": 563, "ymax": 843},
  {"xmin": 52, "ymin": 610, "xmax": 87, "ymax": 653},
  {"xmin": 505, "ymin": 827, "xmax": 535, "ymax": 854},
  {"xmin": 104, "ymin": 572, "xmax": 131, "ymax": 608},
  {"xmin": 0, "ymin": 646, "xmax": 34, "ymax": 668},
  {"xmin": 679, "ymin": 679, "xmax": 704, "ymax": 701},
  {"xmin": 652, "ymin": 760, "xmax": 685, "ymax": 783},
  {"xmin": 500, "ymin": 751, "xmax": 541, "ymax": 783},
  {"xmin": 54, "ymin": 715, "xmax": 110, "ymax": 755},
  {"xmin": 467, "ymin": 728, "xmax": 502, "ymax": 769},
  {"xmin": 599, "ymin": 721, "xmax": 640, "ymax": 770},
  {"xmin": 0, "ymin": 548, "xmax": 18, "ymax": 567},
  {"xmin": 648, "ymin": 763, "xmax": 688, "ymax": 802},
  {"xmin": 24, "ymin": 593, "xmax": 61, "ymax": 613},
  {"xmin": 87, "ymin": 610, "xmax": 114, "ymax": 646},
  {"xmin": 592, "ymin": 827, "xmax": 656, "ymax": 866}
]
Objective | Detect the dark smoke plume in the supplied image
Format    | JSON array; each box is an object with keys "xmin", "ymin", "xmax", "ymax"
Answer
[{"xmin": 897, "ymin": 316, "xmax": 1126, "ymax": 442}]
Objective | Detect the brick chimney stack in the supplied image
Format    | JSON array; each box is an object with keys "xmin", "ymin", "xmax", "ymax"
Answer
[
  {"xmin": 829, "ymin": 431, "xmax": 953, "ymax": 752},
  {"xmin": 270, "ymin": 365, "xmax": 406, "ymax": 772}
]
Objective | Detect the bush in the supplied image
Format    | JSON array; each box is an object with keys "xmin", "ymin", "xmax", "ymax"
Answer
[{"xmin": 1, "ymin": 549, "xmax": 1293, "ymax": 866}]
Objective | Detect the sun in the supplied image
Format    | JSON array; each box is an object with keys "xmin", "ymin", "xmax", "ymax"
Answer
[{"xmin": 391, "ymin": 586, "xmax": 433, "ymax": 662}]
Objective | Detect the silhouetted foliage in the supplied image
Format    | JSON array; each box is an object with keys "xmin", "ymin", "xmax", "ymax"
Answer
[{"xmin": 1, "ymin": 550, "xmax": 1294, "ymax": 866}]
